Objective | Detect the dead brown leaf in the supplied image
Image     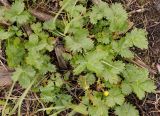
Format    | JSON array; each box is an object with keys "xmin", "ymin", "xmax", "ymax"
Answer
[{"xmin": 0, "ymin": 66, "xmax": 12, "ymax": 87}]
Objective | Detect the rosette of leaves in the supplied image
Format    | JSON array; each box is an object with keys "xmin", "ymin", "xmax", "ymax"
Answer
[{"xmin": 59, "ymin": 0, "xmax": 155, "ymax": 116}]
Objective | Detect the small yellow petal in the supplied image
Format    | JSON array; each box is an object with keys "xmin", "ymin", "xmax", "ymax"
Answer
[{"xmin": 103, "ymin": 91, "xmax": 109, "ymax": 96}]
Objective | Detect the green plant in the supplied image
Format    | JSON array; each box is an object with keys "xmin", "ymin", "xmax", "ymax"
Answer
[{"xmin": 0, "ymin": 0, "xmax": 156, "ymax": 116}]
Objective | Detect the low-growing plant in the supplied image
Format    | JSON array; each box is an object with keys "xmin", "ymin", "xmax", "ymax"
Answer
[{"xmin": 0, "ymin": 0, "xmax": 156, "ymax": 116}]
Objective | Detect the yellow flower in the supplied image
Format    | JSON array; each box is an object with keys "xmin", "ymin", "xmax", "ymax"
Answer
[{"xmin": 103, "ymin": 91, "xmax": 109, "ymax": 96}]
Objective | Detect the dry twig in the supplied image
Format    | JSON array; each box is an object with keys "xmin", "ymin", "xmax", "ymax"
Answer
[{"xmin": 130, "ymin": 55, "xmax": 157, "ymax": 74}]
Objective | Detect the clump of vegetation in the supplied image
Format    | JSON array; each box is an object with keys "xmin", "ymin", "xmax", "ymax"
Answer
[{"xmin": 0, "ymin": 0, "xmax": 156, "ymax": 115}]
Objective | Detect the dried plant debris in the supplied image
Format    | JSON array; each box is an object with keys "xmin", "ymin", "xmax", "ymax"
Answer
[{"xmin": 0, "ymin": 66, "xmax": 12, "ymax": 87}]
